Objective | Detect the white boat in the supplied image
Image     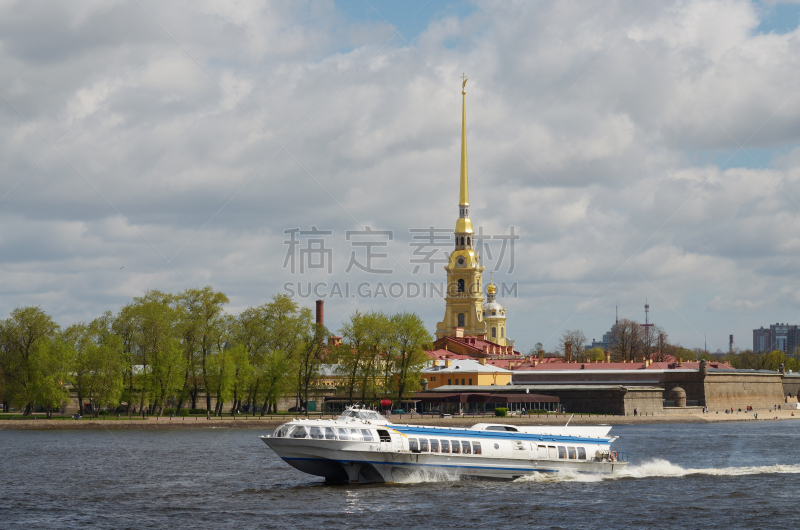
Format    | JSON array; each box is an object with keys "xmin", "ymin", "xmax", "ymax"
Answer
[{"xmin": 260, "ymin": 406, "xmax": 628, "ymax": 484}]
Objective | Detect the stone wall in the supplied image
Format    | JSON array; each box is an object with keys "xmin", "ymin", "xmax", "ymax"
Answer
[{"xmin": 703, "ymin": 371, "xmax": 785, "ymax": 411}]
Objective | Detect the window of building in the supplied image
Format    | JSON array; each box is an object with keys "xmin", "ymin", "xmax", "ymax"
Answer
[
  {"xmin": 492, "ymin": 327, "xmax": 496, "ymax": 338},
  {"xmin": 461, "ymin": 379, "xmax": 465, "ymax": 385},
  {"xmin": 466, "ymin": 237, "xmax": 470, "ymax": 245},
  {"xmin": 468, "ymin": 378, "xmax": 473, "ymax": 385},
  {"xmin": 448, "ymin": 378, "xmax": 451, "ymax": 385},
  {"xmin": 501, "ymin": 327, "xmax": 504, "ymax": 338},
  {"xmin": 457, "ymin": 279, "xmax": 465, "ymax": 292},
  {"xmin": 457, "ymin": 313, "xmax": 465, "ymax": 327}
]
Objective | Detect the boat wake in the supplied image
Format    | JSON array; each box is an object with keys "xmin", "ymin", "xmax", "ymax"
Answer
[
  {"xmin": 513, "ymin": 459, "xmax": 800, "ymax": 483},
  {"xmin": 393, "ymin": 468, "xmax": 463, "ymax": 484}
]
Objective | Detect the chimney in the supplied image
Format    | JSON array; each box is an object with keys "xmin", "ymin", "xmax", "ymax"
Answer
[
  {"xmin": 479, "ymin": 358, "xmax": 486, "ymax": 365},
  {"xmin": 445, "ymin": 359, "xmax": 452, "ymax": 368},
  {"xmin": 538, "ymin": 349, "xmax": 544, "ymax": 361},
  {"xmin": 315, "ymin": 300, "xmax": 324, "ymax": 327},
  {"xmin": 604, "ymin": 350, "xmax": 611, "ymax": 363}
]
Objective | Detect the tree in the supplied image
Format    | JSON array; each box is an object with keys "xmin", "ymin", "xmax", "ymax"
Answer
[
  {"xmin": 64, "ymin": 312, "xmax": 125, "ymax": 416},
  {"xmin": 558, "ymin": 330, "xmax": 587, "ymax": 361},
  {"xmin": 0, "ymin": 307, "xmax": 64, "ymax": 416},
  {"xmin": 176, "ymin": 286, "xmax": 230, "ymax": 412},
  {"xmin": 610, "ymin": 318, "xmax": 642, "ymax": 362},
  {"xmin": 388, "ymin": 312, "xmax": 432, "ymax": 406}
]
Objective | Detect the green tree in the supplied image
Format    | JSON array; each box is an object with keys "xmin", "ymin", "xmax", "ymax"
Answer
[
  {"xmin": 64, "ymin": 312, "xmax": 125, "ymax": 416},
  {"xmin": 0, "ymin": 307, "xmax": 65, "ymax": 416},
  {"xmin": 176, "ymin": 287, "xmax": 230, "ymax": 412},
  {"xmin": 388, "ymin": 312, "xmax": 432, "ymax": 406}
]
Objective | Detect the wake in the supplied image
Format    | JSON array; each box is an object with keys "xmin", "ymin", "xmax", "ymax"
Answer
[{"xmin": 513, "ymin": 459, "xmax": 800, "ymax": 483}]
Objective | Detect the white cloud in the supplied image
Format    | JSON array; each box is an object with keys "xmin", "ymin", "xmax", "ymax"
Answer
[{"xmin": 2, "ymin": 0, "xmax": 800, "ymax": 352}]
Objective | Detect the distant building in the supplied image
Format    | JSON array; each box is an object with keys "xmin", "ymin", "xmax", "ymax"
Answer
[{"xmin": 753, "ymin": 324, "xmax": 800, "ymax": 353}]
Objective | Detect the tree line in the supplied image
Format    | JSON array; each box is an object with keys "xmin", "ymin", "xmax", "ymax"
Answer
[{"xmin": 0, "ymin": 288, "xmax": 432, "ymax": 416}]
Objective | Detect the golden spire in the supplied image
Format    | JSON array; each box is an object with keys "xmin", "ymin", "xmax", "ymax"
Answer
[
  {"xmin": 455, "ymin": 73, "xmax": 473, "ymax": 235},
  {"xmin": 487, "ymin": 273, "xmax": 497, "ymax": 294},
  {"xmin": 460, "ymin": 73, "xmax": 469, "ymax": 207}
]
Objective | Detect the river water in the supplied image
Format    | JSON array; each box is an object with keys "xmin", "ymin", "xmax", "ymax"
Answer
[{"xmin": 2, "ymin": 420, "xmax": 799, "ymax": 529}]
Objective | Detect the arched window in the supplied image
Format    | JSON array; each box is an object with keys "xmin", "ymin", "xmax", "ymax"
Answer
[
  {"xmin": 466, "ymin": 237, "xmax": 470, "ymax": 246},
  {"xmin": 491, "ymin": 327, "xmax": 496, "ymax": 338},
  {"xmin": 461, "ymin": 237, "xmax": 465, "ymax": 246},
  {"xmin": 457, "ymin": 279, "xmax": 465, "ymax": 292},
  {"xmin": 457, "ymin": 313, "xmax": 465, "ymax": 327},
  {"xmin": 501, "ymin": 327, "xmax": 504, "ymax": 338}
]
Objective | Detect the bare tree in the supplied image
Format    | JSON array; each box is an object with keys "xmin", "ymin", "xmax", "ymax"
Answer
[
  {"xmin": 610, "ymin": 319, "xmax": 642, "ymax": 361},
  {"xmin": 642, "ymin": 325, "xmax": 667, "ymax": 361},
  {"xmin": 558, "ymin": 330, "xmax": 587, "ymax": 362}
]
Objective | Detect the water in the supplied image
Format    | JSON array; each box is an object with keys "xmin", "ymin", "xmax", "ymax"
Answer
[{"xmin": 2, "ymin": 421, "xmax": 799, "ymax": 528}]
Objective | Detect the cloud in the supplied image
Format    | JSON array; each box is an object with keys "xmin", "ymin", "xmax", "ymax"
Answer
[{"xmin": 2, "ymin": 0, "xmax": 800, "ymax": 352}]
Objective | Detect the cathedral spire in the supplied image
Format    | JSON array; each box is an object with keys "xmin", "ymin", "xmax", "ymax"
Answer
[
  {"xmin": 460, "ymin": 73, "xmax": 469, "ymax": 209},
  {"xmin": 455, "ymin": 74, "xmax": 473, "ymax": 235}
]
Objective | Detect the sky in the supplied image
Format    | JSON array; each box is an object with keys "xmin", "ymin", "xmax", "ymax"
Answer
[{"xmin": 3, "ymin": 0, "xmax": 800, "ymax": 353}]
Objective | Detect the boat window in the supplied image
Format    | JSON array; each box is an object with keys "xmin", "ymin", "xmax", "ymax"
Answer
[
  {"xmin": 420, "ymin": 438, "xmax": 429, "ymax": 452},
  {"xmin": 462, "ymin": 441, "xmax": 471, "ymax": 454},
  {"xmin": 274, "ymin": 425, "xmax": 290, "ymax": 438},
  {"xmin": 350, "ymin": 429, "xmax": 364, "ymax": 441},
  {"xmin": 430, "ymin": 439, "xmax": 439, "ymax": 452},
  {"xmin": 577, "ymin": 447, "xmax": 586, "ymax": 460},
  {"xmin": 290, "ymin": 426, "xmax": 308, "ymax": 439},
  {"xmin": 452, "ymin": 441, "xmax": 460, "ymax": 454},
  {"xmin": 548, "ymin": 446, "xmax": 557, "ymax": 459},
  {"xmin": 440, "ymin": 440, "xmax": 450, "ymax": 453},
  {"xmin": 377, "ymin": 430, "xmax": 391, "ymax": 442},
  {"xmin": 558, "ymin": 446, "xmax": 566, "ymax": 459},
  {"xmin": 472, "ymin": 442, "xmax": 482, "ymax": 455},
  {"xmin": 309, "ymin": 426, "xmax": 325, "ymax": 439},
  {"xmin": 409, "ymin": 438, "xmax": 419, "ymax": 452},
  {"xmin": 538, "ymin": 445, "xmax": 548, "ymax": 459},
  {"xmin": 324, "ymin": 427, "xmax": 337, "ymax": 440},
  {"xmin": 336, "ymin": 428, "xmax": 351, "ymax": 441},
  {"xmin": 361, "ymin": 429, "xmax": 374, "ymax": 442},
  {"xmin": 568, "ymin": 447, "xmax": 576, "ymax": 459}
]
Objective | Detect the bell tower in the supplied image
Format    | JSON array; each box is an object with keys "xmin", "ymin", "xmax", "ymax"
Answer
[{"xmin": 436, "ymin": 75, "xmax": 487, "ymax": 340}]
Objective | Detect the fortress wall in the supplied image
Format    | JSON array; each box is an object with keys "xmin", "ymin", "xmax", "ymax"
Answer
[{"xmin": 703, "ymin": 372, "xmax": 785, "ymax": 411}]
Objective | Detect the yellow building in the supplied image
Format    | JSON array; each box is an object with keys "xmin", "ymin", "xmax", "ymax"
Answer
[
  {"xmin": 482, "ymin": 276, "xmax": 511, "ymax": 346},
  {"xmin": 435, "ymin": 76, "xmax": 512, "ymax": 346},
  {"xmin": 423, "ymin": 358, "xmax": 512, "ymax": 389}
]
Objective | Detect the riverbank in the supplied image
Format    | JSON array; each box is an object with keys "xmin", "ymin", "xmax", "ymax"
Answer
[{"xmin": 2, "ymin": 409, "xmax": 799, "ymax": 429}]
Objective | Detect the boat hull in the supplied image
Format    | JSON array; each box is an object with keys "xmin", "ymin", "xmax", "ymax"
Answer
[{"xmin": 261, "ymin": 437, "xmax": 627, "ymax": 484}]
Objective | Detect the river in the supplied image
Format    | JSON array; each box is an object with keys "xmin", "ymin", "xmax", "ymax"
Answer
[{"xmin": 2, "ymin": 420, "xmax": 799, "ymax": 528}]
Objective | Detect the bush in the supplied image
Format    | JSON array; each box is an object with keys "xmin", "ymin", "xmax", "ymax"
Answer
[
  {"xmin": 177, "ymin": 409, "xmax": 190, "ymax": 417},
  {"xmin": 494, "ymin": 407, "xmax": 508, "ymax": 417},
  {"xmin": 162, "ymin": 408, "xmax": 176, "ymax": 416},
  {"xmin": 99, "ymin": 410, "xmax": 109, "ymax": 415},
  {"xmin": 189, "ymin": 409, "xmax": 207, "ymax": 415}
]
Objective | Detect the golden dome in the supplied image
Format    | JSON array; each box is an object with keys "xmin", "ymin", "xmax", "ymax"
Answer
[{"xmin": 487, "ymin": 274, "xmax": 497, "ymax": 295}]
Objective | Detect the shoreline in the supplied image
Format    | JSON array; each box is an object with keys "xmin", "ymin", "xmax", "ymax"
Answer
[{"xmin": 2, "ymin": 410, "xmax": 799, "ymax": 430}]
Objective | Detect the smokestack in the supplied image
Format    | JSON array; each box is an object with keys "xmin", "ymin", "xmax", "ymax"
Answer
[
  {"xmin": 315, "ymin": 300, "xmax": 324, "ymax": 327},
  {"xmin": 729, "ymin": 334, "xmax": 734, "ymax": 354}
]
